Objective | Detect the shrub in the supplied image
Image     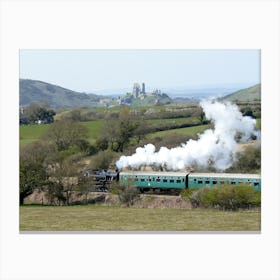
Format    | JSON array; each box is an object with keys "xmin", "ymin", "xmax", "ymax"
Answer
[
  {"xmin": 180, "ymin": 188, "xmax": 199, "ymax": 201},
  {"xmin": 187, "ymin": 184, "xmax": 261, "ymax": 210},
  {"xmin": 226, "ymin": 145, "xmax": 261, "ymax": 173},
  {"xmin": 188, "ymin": 187, "xmax": 211, "ymax": 208},
  {"xmin": 108, "ymin": 182, "xmax": 123, "ymax": 195},
  {"xmin": 89, "ymin": 150, "xmax": 119, "ymax": 170},
  {"xmin": 118, "ymin": 186, "xmax": 140, "ymax": 207}
]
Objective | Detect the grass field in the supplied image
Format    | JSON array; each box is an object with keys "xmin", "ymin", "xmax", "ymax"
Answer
[
  {"xmin": 20, "ymin": 117, "xmax": 261, "ymax": 148},
  {"xmin": 148, "ymin": 124, "xmax": 212, "ymax": 139},
  {"xmin": 20, "ymin": 120, "xmax": 104, "ymax": 147},
  {"xmin": 20, "ymin": 123, "xmax": 50, "ymax": 147},
  {"xmin": 20, "ymin": 118, "xmax": 205, "ymax": 147},
  {"xmin": 20, "ymin": 205, "xmax": 261, "ymax": 231}
]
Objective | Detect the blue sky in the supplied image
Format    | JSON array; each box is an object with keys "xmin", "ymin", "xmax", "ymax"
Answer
[{"xmin": 20, "ymin": 49, "xmax": 260, "ymax": 93}]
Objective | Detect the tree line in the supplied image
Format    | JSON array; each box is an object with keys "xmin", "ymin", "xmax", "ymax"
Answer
[{"xmin": 20, "ymin": 103, "xmax": 56, "ymax": 125}]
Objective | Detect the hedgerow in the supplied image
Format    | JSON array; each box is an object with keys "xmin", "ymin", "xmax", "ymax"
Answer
[{"xmin": 182, "ymin": 184, "xmax": 261, "ymax": 210}]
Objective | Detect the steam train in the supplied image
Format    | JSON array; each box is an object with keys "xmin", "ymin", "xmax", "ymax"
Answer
[{"xmin": 83, "ymin": 169, "xmax": 261, "ymax": 192}]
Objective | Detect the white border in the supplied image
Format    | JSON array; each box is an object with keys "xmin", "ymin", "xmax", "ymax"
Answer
[{"xmin": 1, "ymin": 1, "xmax": 279, "ymax": 280}]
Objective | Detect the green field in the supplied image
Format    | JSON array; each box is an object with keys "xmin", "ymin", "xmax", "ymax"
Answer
[
  {"xmin": 20, "ymin": 120, "xmax": 104, "ymax": 147},
  {"xmin": 20, "ymin": 118, "xmax": 205, "ymax": 147},
  {"xmin": 20, "ymin": 205, "xmax": 261, "ymax": 231},
  {"xmin": 20, "ymin": 123, "xmax": 50, "ymax": 147},
  {"xmin": 146, "ymin": 116, "xmax": 199, "ymax": 126},
  {"xmin": 148, "ymin": 124, "xmax": 212, "ymax": 139},
  {"xmin": 20, "ymin": 117, "xmax": 261, "ymax": 148}
]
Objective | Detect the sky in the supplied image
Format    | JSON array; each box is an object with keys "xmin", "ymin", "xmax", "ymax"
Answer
[{"xmin": 19, "ymin": 49, "xmax": 260, "ymax": 93}]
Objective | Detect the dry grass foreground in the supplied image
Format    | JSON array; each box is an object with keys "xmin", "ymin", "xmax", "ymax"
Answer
[{"xmin": 20, "ymin": 205, "xmax": 261, "ymax": 231}]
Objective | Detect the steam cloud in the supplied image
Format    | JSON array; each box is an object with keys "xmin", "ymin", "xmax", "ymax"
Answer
[{"xmin": 116, "ymin": 100, "xmax": 260, "ymax": 171}]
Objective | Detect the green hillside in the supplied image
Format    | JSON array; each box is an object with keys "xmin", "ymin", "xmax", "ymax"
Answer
[
  {"xmin": 221, "ymin": 84, "xmax": 261, "ymax": 102},
  {"xmin": 20, "ymin": 79, "xmax": 107, "ymax": 109}
]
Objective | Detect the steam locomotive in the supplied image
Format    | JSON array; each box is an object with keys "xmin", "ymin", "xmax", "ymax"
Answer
[{"xmin": 83, "ymin": 169, "xmax": 261, "ymax": 192}]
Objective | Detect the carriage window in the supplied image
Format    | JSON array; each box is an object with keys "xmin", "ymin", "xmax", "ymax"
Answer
[
  {"xmin": 147, "ymin": 178, "xmax": 152, "ymax": 182},
  {"xmin": 205, "ymin": 180, "xmax": 210, "ymax": 184},
  {"xmin": 194, "ymin": 178, "xmax": 197, "ymax": 182},
  {"xmin": 198, "ymin": 180, "xmax": 203, "ymax": 184},
  {"xmin": 163, "ymin": 179, "xmax": 167, "ymax": 183},
  {"xmin": 176, "ymin": 179, "xmax": 181, "ymax": 183},
  {"xmin": 254, "ymin": 182, "xmax": 259, "ymax": 186},
  {"xmin": 156, "ymin": 178, "xmax": 161, "ymax": 182},
  {"xmin": 213, "ymin": 181, "xmax": 217, "ymax": 184},
  {"xmin": 140, "ymin": 178, "xmax": 145, "ymax": 182},
  {"xmin": 170, "ymin": 179, "xmax": 174, "ymax": 183},
  {"xmin": 231, "ymin": 181, "xmax": 236, "ymax": 185}
]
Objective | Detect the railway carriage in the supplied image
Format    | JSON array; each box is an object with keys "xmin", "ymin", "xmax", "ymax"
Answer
[
  {"xmin": 188, "ymin": 173, "xmax": 261, "ymax": 191},
  {"xmin": 119, "ymin": 171, "xmax": 187, "ymax": 191}
]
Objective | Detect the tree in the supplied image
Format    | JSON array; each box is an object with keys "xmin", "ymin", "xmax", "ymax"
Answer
[
  {"xmin": 47, "ymin": 156, "xmax": 81, "ymax": 205},
  {"xmin": 100, "ymin": 108, "xmax": 139, "ymax": 152},
  {"xmin": 43, "ymin": 120, "xmax": 89, "ymax": 151},
  {"xmin": 133, "ymin": 120, "xmax": 149, "ymax": 144},
  {"xmin": 194, "ymin": 107, "xmax": 208, "ymax": 125},
  {"xmin": 20, "ymin": 103, "xmax": 56, "ymax": 125},
  {"xmin": 226, "ymin": 145, "xmax": 261, "ymax": 173},
  {"xmin": 62, "ymin": 109, "xmax": 82, "ymax": 121},
  {"xmin": 118, "ymin": 186, "xmax": 140, "ymax": 207},
  {"xmin": 45, "ymin": 181, "xmax": 65, "ymax": 206},
  {"xmin": 78, "ymin": 175, "xmax": 94, "ymax": 204},
  {"xmin": 242, "ymin": 107, "xmax": 254, "ymax": 118},
  {"xmin": 234, "ymin": 145, "xmax": 261, "ymax": 173},
  {"xmin": 89, "ymin": 150, "xmax": 119, "ymax": 170},
  {"xmin": 20, "ymin": 141, "xmax": 51, "ymax": 205}
]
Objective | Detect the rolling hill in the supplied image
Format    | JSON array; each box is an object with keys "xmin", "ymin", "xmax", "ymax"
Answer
[
  {"xmin": 20, "ymin": 79, "xmax": 109, "ymax": 109},
  {"xmin": 220, "ymin": 84, "xmax": 261, "ymax": 102}
]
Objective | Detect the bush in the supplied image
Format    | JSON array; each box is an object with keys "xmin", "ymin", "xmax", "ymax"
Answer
[
  {"xmin": 108, "ymin": 182, "xmax": 123, "ymax": 195},
  {"xmin": 89, "ymin": 150, "xmax": 119, "ymax": 170},
  {"xmin": 226, "ymin": 145, "xmax": 261, "ymax": 173},
  {"xmin": 188, "ymin": 187, "xmax": 211, "ymax": 208},
  {"xmin": 118, "ymin": 186, "xmax": 140, "ymax": 207},
  {"xmin": 186, "ymin": 184, "xmax": 261, "ymax": 210}
]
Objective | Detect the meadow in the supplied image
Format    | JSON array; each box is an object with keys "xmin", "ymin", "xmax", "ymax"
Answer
[
  {"xmin": 19, "ymin": 117, "xmax": 209, "ymax": 147},
  {"xmin": 19, "ymin": 115, "xmax": 261, "ymax": 148},
  {"xmin": 148, "ymin": 124, "xmax": 212, "ymax": 139},
  {"xmin": 20, "ymin": 205, "xmax": 261, "ymax": 231}
]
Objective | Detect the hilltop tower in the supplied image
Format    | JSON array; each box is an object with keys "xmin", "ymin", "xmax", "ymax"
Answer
[{"xmin": 132, "ymin": 83, "xmax": 141, "ymax": 97}]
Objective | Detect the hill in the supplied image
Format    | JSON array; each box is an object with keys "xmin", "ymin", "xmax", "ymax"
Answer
[
  {"xmin": 20, "ymin": 79, "xmax": 110, "ymax": 109},
  {"xmin": 119, "ymin": 93, "xmax": 172, "ymax": 106},
  {"xmin": 220, "ymin": 84, "xmax": 261, "ymax": 102},
  {"xmin": 20, "ymin": 79, "xmax": 173, "ymax": 108}
]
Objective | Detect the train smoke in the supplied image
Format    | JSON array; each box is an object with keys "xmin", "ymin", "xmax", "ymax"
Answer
[{"xmin": 116, "ymin": 100, "xmax": 260, "ymax": 171}]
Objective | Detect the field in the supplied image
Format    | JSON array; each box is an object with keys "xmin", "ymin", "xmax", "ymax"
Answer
[
  {"xmin": 148, "ymin": 124, "xmax": 211, "ymax": 139},
  {"xmin": 19, "ymin": 116, "xmax": 261, "ymax": 148},
  {"xmin": 20, "ymin": 117, "xmax": 207, "ymax": 147},
  {"xmin": 20, "ymin": 205, "xmax": 261, "ymax": 231},
  {"xmin": 20, "ymin": 120, "xmax": 103, "ymax": 147}
]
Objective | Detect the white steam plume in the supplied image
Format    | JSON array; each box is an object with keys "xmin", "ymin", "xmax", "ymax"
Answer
[{"xmin": 116, "ymin": 100, "xmax": 260, "ymax": 171}]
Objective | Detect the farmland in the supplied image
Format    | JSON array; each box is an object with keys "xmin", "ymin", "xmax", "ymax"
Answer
[
  {"xmin": 20, "ymin": 205, "xmax": 261, "ymax": 231},
  {"xmin": 20, "ymin": 117, "xmax": 261, "ymax": 148},
  {"xmin": 19, "ymin": 117, "xmax": 209, "ymax": 147}
]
